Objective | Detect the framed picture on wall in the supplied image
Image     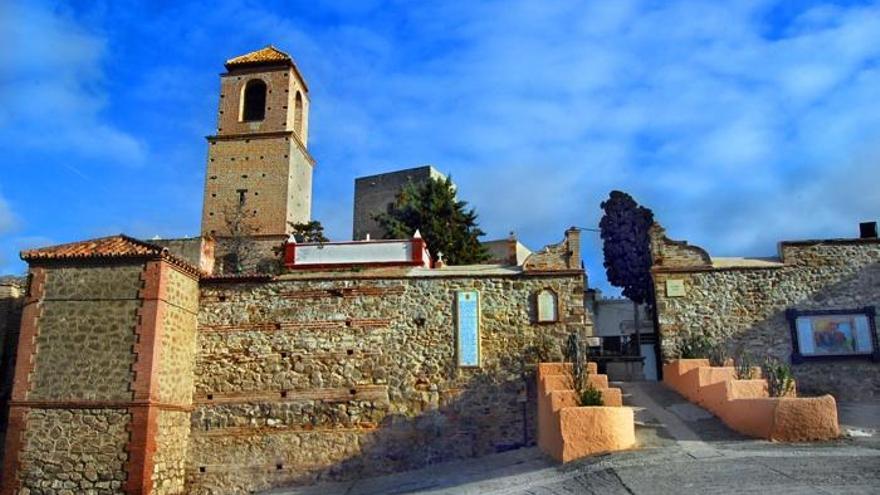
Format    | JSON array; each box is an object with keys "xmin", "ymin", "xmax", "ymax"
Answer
[{"xmin": 785, "ymin": 307, "xmax": 880, "ymax": 363}]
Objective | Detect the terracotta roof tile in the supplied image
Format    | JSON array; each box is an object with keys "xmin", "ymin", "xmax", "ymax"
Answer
[
  {"xmin": 225, "ymin": 45, "xmax": 292, "ymax": 68},
  {"xmin": 21, "ymin": 235, "xmax": 163, "ymax": 260},
  {"xmin": 223, "ymin": 45, "xmax": 309, "ymax": 92},
  {"xmin": 21, "ymin": 235, "xmax": 202, "ymax": 277}
]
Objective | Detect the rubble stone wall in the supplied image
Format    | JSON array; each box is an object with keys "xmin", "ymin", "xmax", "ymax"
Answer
[
  {"xmin": 150, "ymin": 265, "xmax": 201, "ymax": 494},
  {"xmin": 186, "ymin": 271, "xmax": 588, "ymax": 494},
  {"xmin": 30, "ymin": 265, "xmax": 142, "ymax": 401},
  {"xmin": 18, "ymin": 408, "xmax": 131, "ymax": 494},
  {"xmin": 152, "ymin": 410, "xmax": 191, "ymax": 495},
  {"xmin": 156, "ymin": 268, "xmax": 200, "ymax": 405},
  {"xmin": 652, "ymin": 232, "xmax": 880, "ymax": 400},
  {"xmin": 3, "ymin": 263, "xmax": 143, "ymax": 493},
  {"xmin": 0, "ymin": 283, "xmax": 24, "ymax": 469}
]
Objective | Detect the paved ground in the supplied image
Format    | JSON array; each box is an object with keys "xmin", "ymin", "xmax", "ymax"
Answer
[{"xmin": 269, "ymin": 383, "xmax": 880, "ymax": 495}]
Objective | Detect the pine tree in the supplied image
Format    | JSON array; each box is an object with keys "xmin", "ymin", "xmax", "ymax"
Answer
[
  {"xmin": 374, "ymin": 176, "xmax": 489, "ymax": 265},
  {"xmin": 288, "ymin": 220, "xmax": 329, "ymax": 243}
]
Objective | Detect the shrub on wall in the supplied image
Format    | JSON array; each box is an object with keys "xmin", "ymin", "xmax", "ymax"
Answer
[{"xmin": 579, "ymin": 385, "xmax": 604, "ymax": 406}]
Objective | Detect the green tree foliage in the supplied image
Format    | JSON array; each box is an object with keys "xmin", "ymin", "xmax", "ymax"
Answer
[
  {"xmin": 599, "ymin": 191, "xmax": 655, "ymax": 304},
  {"xmin": 374, "ymin": 176, "xmax": 489, "ymax": 265},
  {"xmin": 289, "ymin": 220, "xmax": 329, "ymax": 243}
]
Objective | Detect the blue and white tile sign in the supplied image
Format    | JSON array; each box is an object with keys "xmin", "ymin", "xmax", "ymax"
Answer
[{"xmin": 456, "ymin": 290, "xmax": 481, "ymax": 367}]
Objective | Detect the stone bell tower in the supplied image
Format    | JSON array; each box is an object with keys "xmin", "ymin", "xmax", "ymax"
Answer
[{"xmin": 200, "ymin": 45, "xmax": 314, "ymax": 237}]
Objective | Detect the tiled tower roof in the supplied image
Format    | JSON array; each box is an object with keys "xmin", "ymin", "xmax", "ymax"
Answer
[{"xmin": 225, "ymin": 45, "xmax": 292, "ymax": 69}]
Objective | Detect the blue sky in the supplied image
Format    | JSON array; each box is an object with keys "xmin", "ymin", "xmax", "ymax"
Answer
[{"xmin": 1, "ymin": 0, "xmax": 879, "ymax": 293}]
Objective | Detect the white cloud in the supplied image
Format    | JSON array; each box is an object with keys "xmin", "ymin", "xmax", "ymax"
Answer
[{"xmin": 0, "ymin": 3, "xmax": 146, "ymax": 164}]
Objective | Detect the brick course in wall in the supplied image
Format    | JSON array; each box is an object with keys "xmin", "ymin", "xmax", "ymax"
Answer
[{"xmin": 651, "ymin": 224, "xmax": 880, "ymax": 400}]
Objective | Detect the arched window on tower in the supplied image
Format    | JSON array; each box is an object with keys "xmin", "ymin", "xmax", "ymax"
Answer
[
  {"xmin": 241, "ymin": 79, "xmax": 267, "ymax": 122},
  {"xmin": 294, "ymin": 91, "xmax": 304, "ymax": 136}
]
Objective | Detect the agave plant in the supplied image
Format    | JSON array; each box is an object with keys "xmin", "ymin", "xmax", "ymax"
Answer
[
  {"xmin": 562, "ymin": 333, "xmax": 604, "ymax": 407},
  {"xmin": 762, "ymin": 357, "xmax": 795, "ymax": 397},
  {"xmin": 734, "ymin": 350, "xmax": 757, "ymax": 380}
]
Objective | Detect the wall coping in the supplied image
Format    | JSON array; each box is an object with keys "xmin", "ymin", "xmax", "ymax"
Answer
[{"xmin": 201, "ymin": 268, "xmax": 584, "ymax": 285}]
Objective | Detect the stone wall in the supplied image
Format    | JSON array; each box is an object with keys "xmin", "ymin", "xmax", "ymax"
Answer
[
  {"xmin": 0, "ymin": 283, "xmax": 24, "ymax": 469},
  {"xmin": 651, "ymin": 226, "xmax": 880, "ymax": 400},
  {"xmin": 149, "ymin": 264, "xmax": 201, "ymax": 494},
  {"xmin": 2, "ymin": 262, "xmax": 144, "ymax": 494},
  {"xmin": 17, "ymin": 408, "xmax": 130, "ymax": 494},
  {"xmin": 152, "ymin": 410, "xmax": 191, "ymax": 495},
  {"xmin": 2, "ymin": 258, "xmax": 201, "ymax": 495},
  {"xmin": 156, "ymin": 267, "xmax": 200, "ymax": 405},
  {"xmin": 213, "ymin": 235, "xmax": 287, "ymax": 275},
  {"xmin": 187, "ymin": 269, "xmax": 588, "ymax": 494},
  {"xmin": 649, "ymin": 224, "xmax": 711, "ymax": 269},
  {"xmin": 523, "ymin": 228, "xmax": 582, "ymax": 272},
  {"xmin": 29, "ymin": 265, "xmax": 143, "ymax": 401},
  {"xmin": 152, "ymin": 237, "xmax": 216, "ymax": 275}
]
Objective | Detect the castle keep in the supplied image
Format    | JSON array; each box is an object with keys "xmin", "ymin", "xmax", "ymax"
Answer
[
  {"xmin": 352, "ymin": 166, "xmax": 447, "ymax": 241},
  {"xmin": 0, "ymin": 47, "xmax": 591, "ymax": 495}
]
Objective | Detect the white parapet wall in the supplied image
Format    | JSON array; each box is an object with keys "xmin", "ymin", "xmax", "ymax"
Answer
[{"xmin": 284, "ymin": 236, "xmax": 431, "ymax": 269}]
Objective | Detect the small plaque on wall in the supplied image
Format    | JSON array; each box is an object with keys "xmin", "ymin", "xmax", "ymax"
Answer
[
  {"xmin": 456, "ymin": 290, "xmax": 481, "ymax": 367},
  {"xmin": 536, "ymin": 288, "xmax": 559, "ymax": 323},
  {"xmin": 665, "ymin": 279, "xmax": 686, "ymax": 297}
]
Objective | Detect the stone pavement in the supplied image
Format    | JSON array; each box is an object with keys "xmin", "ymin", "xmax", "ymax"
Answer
[
  {"xmin": 267, "ymin": 382, "xmax": 880, "ymax": 495},
  {"xmin": 837, "ymin": 400, "xmax": 880, "ymax": 438}
]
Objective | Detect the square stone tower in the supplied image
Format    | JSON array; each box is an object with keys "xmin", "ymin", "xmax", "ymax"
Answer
[
  {"xmin": 201, "ymin": 46, "xmax": 315, "ymax": 237},
  {"xmin": 352, "ymin": 166, "xmax": 447, "ymax": 240}
]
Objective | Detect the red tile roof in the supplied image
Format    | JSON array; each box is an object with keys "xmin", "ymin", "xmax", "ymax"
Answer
[
  {"xmin": 223, "ymin": 45, "xmax": 309, "ymax": 91},
  {"xmin": 225, "ymin": 45, "xmax": 292, "ymax": 68},
  {"xmin": 21, "ymin": 235, "xmax": 201, "ymax": 277}
]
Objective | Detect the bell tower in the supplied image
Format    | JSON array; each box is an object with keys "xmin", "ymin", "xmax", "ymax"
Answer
[{"xmin": 201, "ymin": 45, "xmax": 314, "ymax": 237}]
